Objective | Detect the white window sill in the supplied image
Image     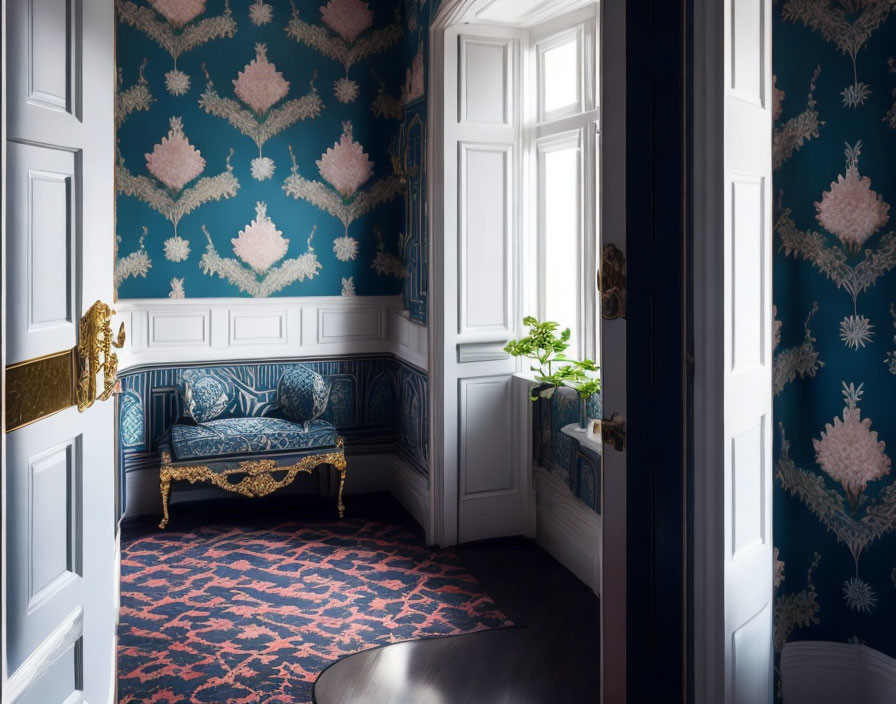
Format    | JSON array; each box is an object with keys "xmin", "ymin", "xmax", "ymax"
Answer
[{"xmin": 561, "ymin": 423, "xmax": 602, "ymax": 455}]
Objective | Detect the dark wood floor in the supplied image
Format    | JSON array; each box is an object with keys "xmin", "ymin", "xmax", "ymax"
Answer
[
  {"xmin": 313, "ymin": 532, "xmax": 601, "ymax": 703},
  {"xmin": 121, "ymin": 492, "xmax": 600, "ymax": 703}
]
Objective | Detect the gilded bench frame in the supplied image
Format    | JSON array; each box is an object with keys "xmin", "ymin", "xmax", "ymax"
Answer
[{"xmin": 158, "ymin": 438, "xmax": 347, "ymax": 529}]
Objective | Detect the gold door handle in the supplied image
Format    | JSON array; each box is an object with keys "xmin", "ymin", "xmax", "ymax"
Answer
[
  {"xmin": 599, "ymin": 243, "xmax": 626, "ymax": 321},
  {"xmin": 76, "ymin": 300, "xmax": 126, "ymax": 412},
  {"xmin": 5, "ymin": 301, "xmax": 125, "ymax": 431}
]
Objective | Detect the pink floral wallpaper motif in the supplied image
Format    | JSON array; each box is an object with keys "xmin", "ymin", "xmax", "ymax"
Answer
[
  {"xmin": 116, "ymin": 0, "xmax": 420, "ymax": 302},
  {"xmin": 815, "ymin": 142, "xmax": 890, "ymax": 253},
  {"xmin": 286, "ymin": 0, "xmax": 403, "ymax": 106},
  {"xmin": 774, "ymin": 1, "xmax": 896, "ymax": 696},
  {"xmin": 145, "ymin": 116, "xmax": 207, "ymax": 190},
  {"xmin": 118, "ymin": 0, "xmax": 237, "ymax": 96}
]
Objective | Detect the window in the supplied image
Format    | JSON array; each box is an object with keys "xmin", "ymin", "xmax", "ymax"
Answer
[
  {"xmin": 538, "ymin": 30, "xmax": 581, "ymax": 120},
  {"xmin": 529, "ymin": 13, "xmax": 598, "ymax": 360},
  {"xmin": 539, "ymin": 134, "xmax": 581, "ymax": 346}
]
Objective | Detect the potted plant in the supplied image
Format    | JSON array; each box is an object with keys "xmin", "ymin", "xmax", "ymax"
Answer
[{"xmin": 504, "ymin": 316, "xmax": 600, "ymax": 431}]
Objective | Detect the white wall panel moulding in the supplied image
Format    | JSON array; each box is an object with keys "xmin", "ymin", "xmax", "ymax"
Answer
[{"xmin": 115, "ymin": 295, "xmax": 429, "ymax": 370}]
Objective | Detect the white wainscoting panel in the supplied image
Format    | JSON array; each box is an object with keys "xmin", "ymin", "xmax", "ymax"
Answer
[
  {"xmin": 460, "ymin": 37, "xmax": 512, "ymax": 125},
  {"xmin": 229, "ymin": 308, "xmax": 289, "ymax": 347},
  {"xmin": 318, "ymin": 306, "xmax": 382, "ymax": 343},
  {"xmin": 115, "ymin": 296, "xmax": 418, "ymax": 367},
  {"xmin": 148, "ymin": 309, "xmax": 211, "ymax": 348},
  {"xmin": 534, "ymin": 467, "xmax": 602, "ymax": 595},
  {"xmin": 388, "ymin": 310, "xmax": 429, "ymax": 369},
  {"xmin": 781, "ymin": 641, "xmax": 896, "ymax": 704},
  {"xmin": 457, "ymin": 143, "xmax": 512, "ymax": 341},
  {"xmin": 459, "ymin": 376, "xmax": 514, "ymax": 496}
]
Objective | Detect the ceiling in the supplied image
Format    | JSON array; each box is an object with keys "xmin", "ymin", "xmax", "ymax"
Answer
[{"xmin": 467, "ymin": 0, "xmax": 596, "ymax": 27}]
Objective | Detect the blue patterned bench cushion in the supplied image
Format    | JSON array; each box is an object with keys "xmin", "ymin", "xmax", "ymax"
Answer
[
  {"xmin": 278, "ymin": 365, "xmax": 330, "ymax": 423},
  {"xmin": 179, "ymin": 370, "xmax": 234, "ymax": 424},
  {"xmin": 170, "ymin": 418, "xmax": 339, "ymax": 461}
]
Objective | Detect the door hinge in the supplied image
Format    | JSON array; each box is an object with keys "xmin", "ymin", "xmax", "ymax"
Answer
[
  {"xmin": 599, "ymin": 412, "xmax": 626, "ymax": 452},
  {"xmin": 599, "ymin": 243, "xmax": 626, "ymax": 321}
]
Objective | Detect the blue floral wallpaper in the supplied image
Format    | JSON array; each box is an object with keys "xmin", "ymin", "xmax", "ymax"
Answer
[
  {"xmin": 119, "ymin": 356, "xmax": 429, "ymax": 512},
  {"xmin": 773, "ymin": 0, "xmax": 896, "ymax": 692},
  {"xmin": 115, "ymin": 0, "xmax": 428, "ymax": 308}
]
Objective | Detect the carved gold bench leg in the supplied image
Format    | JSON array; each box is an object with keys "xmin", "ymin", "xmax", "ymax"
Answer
[
  {"xmin": 336, "ymin": 454, "xmax": 347, "ymax": 519},
  {"xmin": 159, "ymin": 468, "xmax": 172, "ymax": 530}
]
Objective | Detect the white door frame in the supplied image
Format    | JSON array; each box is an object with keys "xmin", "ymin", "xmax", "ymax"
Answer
[
  {"xmin": 428, "ymin": 0, "xmax": 470, "ymax": 549},
  {"xmin": 2, "ymin": 0, "xmax": 9, "ymax": 687},
  {"xmin": 598, "ymin": 1, "xmax": 627, "ymax": 701},
  {"xmin": 427, "ymin": 1, "xmax": 627, "ymax": 701},
  {"xmin": 692, "ymin": 0, "xmax": 774, "ymax": 701},
  {"xmin": 428, "ymin": 0, "xmax": 502, "ymax": 549},
  {"xmin": 692, "ymin": 1, "xmax": 726, "ymax": 697}
]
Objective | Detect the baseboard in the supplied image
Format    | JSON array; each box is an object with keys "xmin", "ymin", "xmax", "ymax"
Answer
[
  {"xmin": 123, "ymin": 452, "xmax": 396, "ymax": 520},
  {"xmin": 534, "ymin": 467, "xmax": 602, "ymax": 596},
  {"xmin": 122, "ymin": 453, "xmax": 430, "ymax": 541},
  {"xmin": 388, "ymin": 454, "xmax": 431, "ymax": 543}
]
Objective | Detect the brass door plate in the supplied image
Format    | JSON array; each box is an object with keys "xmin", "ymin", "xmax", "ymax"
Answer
[
  {"xmin": 5, "ymin": 300, "xmax": 125, "ymax": 432},
  {"xmin": 5, "ymin": 350, "xmax": 78, "ymax": 432}
]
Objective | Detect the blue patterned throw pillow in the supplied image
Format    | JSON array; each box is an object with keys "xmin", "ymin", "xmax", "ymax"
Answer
[
  {"xmin": 179, "ymin": 371, "xmax": 232, "ymax": 424},
  {"xmin": 278, "ymin": 366, "xmax": 330, "ymax": 423}
]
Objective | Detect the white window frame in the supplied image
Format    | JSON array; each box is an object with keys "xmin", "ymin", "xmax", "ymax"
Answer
[
  {"xmin": 525, "ymin": 9, "xmax": 600, "ymax": 361},
  {"xmin": 536, "ymin": 129, "xmax": 583, "ymax": 349},
  {"xmin": 537, "ymin": 27, "xmax": 584, "ymax": 122}
]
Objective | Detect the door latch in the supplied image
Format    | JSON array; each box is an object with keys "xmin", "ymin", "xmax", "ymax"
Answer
[
  {"xmin": 598, "ymin": 412, "xmax": 626, "ymax": 452},
  {"xmin": 599, "ymin": 243, "xmax": 626, "ymax": 320},
  {"xmin": 76, "ymin": 300, "xmax": 126, "ymax": 412}
]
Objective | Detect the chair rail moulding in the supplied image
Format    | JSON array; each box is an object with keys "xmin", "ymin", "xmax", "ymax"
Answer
[{"xmin": 113, "ymin": 294, "xmax": 428, "ymax": 368}]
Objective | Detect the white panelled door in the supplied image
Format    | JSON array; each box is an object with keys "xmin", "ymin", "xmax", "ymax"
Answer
[
  {"xmin": 723, "ymin": 0, "xmax": 774, "ymax": 701},
  {"xmin": 440, "ymin": 24, "xmax": 530, "ymax": 544},
  {"xmin": 4, "ymin": 1, "xmax": 118, "ymax": 702}
]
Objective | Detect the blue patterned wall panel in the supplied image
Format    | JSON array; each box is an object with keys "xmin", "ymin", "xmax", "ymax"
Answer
[
  {"xmin": 322, "ymin": 376, "xmax": 356, "ymax": 426},
  {"xmin": 395, "ymin": 0, "xmax": 430, "ymax": 324},
  {"xmin": 532, "ymin": 386, "xmax": 601, "ymax": 514},
  {"xmin": 574, "ymin": 448, "xmax": 599, "ymax": 513},
  {"xmin": 773, "ymin": 2, "xmax": 896, "ymax": 693},
  {"xmin": 401, "ymin": 106, "xmax": 427, "ymax": 323},
  {"xmin": 396, "ymin": 365, "xmax": 429, "ymax": 474},
  {"xmin": 367, "ymin": 371, "xmax": 399, "ymax": 426}
]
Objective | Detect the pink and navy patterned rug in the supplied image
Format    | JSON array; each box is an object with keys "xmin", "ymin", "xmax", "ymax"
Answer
[{"xmin": 118, "ymin": 519, "xmax": 512, "ymax": 703}]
